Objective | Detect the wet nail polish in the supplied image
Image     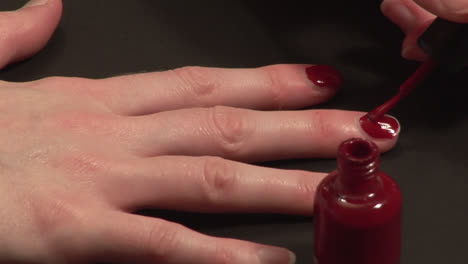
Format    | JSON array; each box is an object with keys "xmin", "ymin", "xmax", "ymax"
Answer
[
  {"xmin": 305, "ymin": 65, "xmax": 343, "ymax": 90},
  {"xmin": 359, "ymin": 60, "xmax": 436, "ymax": 140},
  {"xmin": 313, "ymin": 138, "xmax": 402, "ymax": 264},
  {"xmin": 359, "ymin": 114, "xmax": 400, "ymax": 139}
]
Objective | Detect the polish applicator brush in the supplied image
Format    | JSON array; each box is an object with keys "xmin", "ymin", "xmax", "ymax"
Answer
[{"xmin": 367, "ymin": 17, "xmax": 468, "ymax": 122}]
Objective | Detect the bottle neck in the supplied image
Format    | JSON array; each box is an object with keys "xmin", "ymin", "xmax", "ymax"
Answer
[{"xmin": 335, "ymin": 138, "xmax": 381, "ymax": 194}]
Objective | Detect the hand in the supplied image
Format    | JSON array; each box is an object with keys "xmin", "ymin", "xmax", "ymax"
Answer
[
  {"xmin": 381, "ymin": 0, "xmax": 468, "ymax": 61},
  {"xmin": 0, "ymin": 0, "xmax": 398, "ymax": 263}
]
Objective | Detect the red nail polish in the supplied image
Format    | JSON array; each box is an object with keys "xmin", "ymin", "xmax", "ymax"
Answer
[
  {"xmin": 314, "ymin": 138, "xmax": 402, "ymax": 264},
  {"xmin": 306, "ymin": 65, "xmax": 343, "ymax": 90},
  {"xmin": 359, "ymin": 114, "xmax": 400, "ymax": 139}
]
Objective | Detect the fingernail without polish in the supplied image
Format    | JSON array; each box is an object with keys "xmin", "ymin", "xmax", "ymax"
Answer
[
  {"xmin": 401, "ymin": 45, "xmax": 416, "ymax": 60},
  {"xmin": 257, "ymin": 247, "xmax": 296, "ymax": 264},
  {"xmin": 391, "ymin": 3, "xmax": 415, "ymax": 33},
  {"xmin": 402, "ymin": 45, "xmax": 429, "ymax": 61},
  {"xmin": 23, "ymin": 0, "xmax": 48, "ymax": 8},
  {"xmin": 305, "ymin": 65, "xmax": 343, "ymax": 91}
]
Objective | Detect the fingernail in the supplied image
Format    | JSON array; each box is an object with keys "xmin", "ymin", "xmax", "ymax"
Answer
[
  {"xmin": 359, "ymin": 114, "xmax": 400, "ymax": 140},
  {"xmin": 305, "ymin": 65, "xmax": 343, "ymax": 91},
  {"xmin": 257, "ymin": 246, "xmax": 296, "ymax": 264},
  {"xmin": 23, "ymin": 0, "xmax": 48, "ymax": 8}
]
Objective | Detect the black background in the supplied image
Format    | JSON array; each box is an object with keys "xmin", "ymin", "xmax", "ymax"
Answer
[{"xmin": 0, "ymin": 0, "xmax": 467, "ymax": 263}]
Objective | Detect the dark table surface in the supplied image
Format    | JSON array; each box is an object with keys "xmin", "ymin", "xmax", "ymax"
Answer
[{"xmin": 1, "ymin": 0, "xmax": 467, "ymax": 263}]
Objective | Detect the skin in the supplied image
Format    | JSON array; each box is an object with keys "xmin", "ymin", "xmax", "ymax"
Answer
[
  {"xmin": 381, "ymin": 0, "xmax": 468, "ymax": 61},
  {"xmin": 0, "ymin": 0, "xmax": 432, "ymax": 263}
]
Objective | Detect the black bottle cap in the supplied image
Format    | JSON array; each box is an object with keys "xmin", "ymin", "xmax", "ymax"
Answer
[{"xmin": 418, "ymin": 18, "xmax": 468, "ymax": 73}]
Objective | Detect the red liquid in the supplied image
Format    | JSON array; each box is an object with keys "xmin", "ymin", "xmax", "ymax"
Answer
[
  {"xmin": 359, "ymin": 115, "xmax": 400, "ymax": 139},
  {"xmin": 314, "ymin": 138, "xmax": 402, "ymax": 264},
  {"xmin": 306, "ymin": 65, "xmax": 343, "ymax": 90}
]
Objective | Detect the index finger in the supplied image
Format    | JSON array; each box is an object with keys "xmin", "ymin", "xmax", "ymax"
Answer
[
  {"xmin": 72, "ymin": 64, "xmax": 342, "ymax": 116},
  {"xmin": 414, "ymin": 0, "xmax": 468, "ymax": 22}
]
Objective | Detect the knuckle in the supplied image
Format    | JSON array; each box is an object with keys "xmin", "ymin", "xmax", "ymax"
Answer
[
  {"xmin": 201, "ymin": 156, "xmax": 237, "ymax": 203},
  {"xmin": 31, "ymin": 77, "xmax": 106, "ymax": 108},
  {"xmin": 62, "ymin": 154, "xmax": 101, "ymax": 175},
  {"xmin": 260, "ymin": 65, "xmax": 286, "ymax": 109},
  {"xmin": 208, "ymin": 106, "xmax": 252, "ymax": 155},
  {"xmin": 173, "ymin": 66, "xmax": 218, "ymax": 102},
  {"xmin": 144, "ymin": 221, "xmax": 180, "ymax": 262},
  {"xmin": 31, "ymin": 197, "xmax": 85, "ymax": 237},
  {"xmin": 50, "ymin": 152, "xmax": 112, "ymax": 183},
  {"xmin": 48, "ymin": 111, "xmax": 94, "ymax": 130},
  {"xmin": 48, "ymin": 111, "xmax": 118, "ymax": 136}
]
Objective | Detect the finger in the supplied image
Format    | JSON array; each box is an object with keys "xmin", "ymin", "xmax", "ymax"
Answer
[
  {"xmin": 87, "ymin": 64, "xmax": 342, "ymax": 115},
  {"xmin": 381, "ymin": 0, "xmax": 435, "ymax": 61},
  {"xmin": 75, "ymin": 212, "xmax": 295, "ymax": 264},
  {"xmin": 381, "ymin": 0, "xmax": 435, "ymax": 34},
  {"xmin": 413, "ymin": 0, "xmax": 468, "ymax": 22},
  {"xmin": 401, "ymin": 19, "xmax": 435, "ymax": 61},
  {"xmin": 124, "ymin": 107, "xmax": 398, "ymax": 160},
  {"xmin": 0, "ymin": 0, "xmax": 62, "ymax": 69},
  {"xmin": 107, "ymin": 155, "xmax": 325, "ymax": 215}
]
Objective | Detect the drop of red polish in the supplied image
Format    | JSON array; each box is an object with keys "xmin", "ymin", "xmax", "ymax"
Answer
[
  {"xmin": 305, "ymin": 65, "xmax": 343, "ymax": 90},
  {"xmin": 359, "ymin": 115, "xmax": 400, "ymax": 139}
]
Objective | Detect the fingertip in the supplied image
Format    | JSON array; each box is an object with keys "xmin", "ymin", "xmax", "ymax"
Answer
[
  {"xmin": 257, "ymin": 246, "xmax": 296, "ymax": 264},
  {"xmin": 356, "ymin": 114, "xmax": 400, "ymax": 153},
  {"xmin": 382, "ymin": 0, "xmax": 437, "ymax": 35},
  {"xmin": 305, "ymin": 65, "xmax": 342, "ymax": 91},
  {"xmin": 303, "ymin": 64, "xmax": 342, "ymax": 104},
  {"xmin": 260, "ymin": 64, "xmax": 341, "ymax": 110},
  {"xmin": 414, "ymin": 0, "xmax": 468, "ymax": 23},
  {"xmin": 381, "ymin": 0, "xmax": 417, "ymax": 34},
  {"xmin": 401, "ymin": 44, "xmax": 430, "ymax": 61},
  {"xmin": 20, "ymin": 0, "xmax": 63, "ymax": 20},
  {"xmin": 0, "ymin": 0, "xmax": 63, "ymax": 67},
  {"xmin": 400, "ymin": 18, "xmax": 434, "ymax": 61},
  {"xmin": 23, "ymin": 0, "xmax": 51, "ymax": 8}
]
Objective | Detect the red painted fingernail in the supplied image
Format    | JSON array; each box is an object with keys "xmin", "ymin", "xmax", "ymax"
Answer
[
  {"xmin": 359, "ymin": 114, "xmax": 400, "ymax": 139},
  {"xmin": 305, "ymin": 65, "xmax": 343, "ymax": 91}
]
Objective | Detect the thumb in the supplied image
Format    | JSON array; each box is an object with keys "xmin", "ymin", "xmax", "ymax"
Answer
[
  {"xmin": 414, "ymin": 0, "xmax": 468, "ymax": 22},
  {"xmin": 0, "ymin": 0, "xmax": 63, "ymax": 69}
]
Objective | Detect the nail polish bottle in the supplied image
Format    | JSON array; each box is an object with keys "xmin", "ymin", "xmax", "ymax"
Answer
[{"xmin": 313, "ymin": 138, "xmax": 402, "ymax": 264}]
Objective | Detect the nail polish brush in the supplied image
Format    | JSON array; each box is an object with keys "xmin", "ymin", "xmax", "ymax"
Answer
[{"xmin": 367, "ymin": 17, "xmax": 468, "ymax": 122}]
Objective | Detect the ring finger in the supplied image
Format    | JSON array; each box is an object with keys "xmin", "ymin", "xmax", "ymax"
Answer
[{"xmin": 106, "ymin": 155, "xmax": 325, "ymax": 214}]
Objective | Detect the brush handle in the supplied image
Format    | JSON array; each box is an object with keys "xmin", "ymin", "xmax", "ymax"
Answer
[{"xmin": 418, "ymin": 18, "xmax": 468, "ymax": 72}]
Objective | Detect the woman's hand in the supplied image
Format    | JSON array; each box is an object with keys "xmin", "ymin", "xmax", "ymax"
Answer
[
  {"xmin": 0, "ymin": 0, "xmax": 398, "ymax": 263},
  {"xmin": 381, "ymin": 0, "xmax": 468, "ymax": 61}
]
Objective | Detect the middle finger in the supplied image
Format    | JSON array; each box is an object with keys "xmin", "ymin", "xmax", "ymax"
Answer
[{"xmin": 123, "ymin": 107, "xmax": 399, "ymax": 161}]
